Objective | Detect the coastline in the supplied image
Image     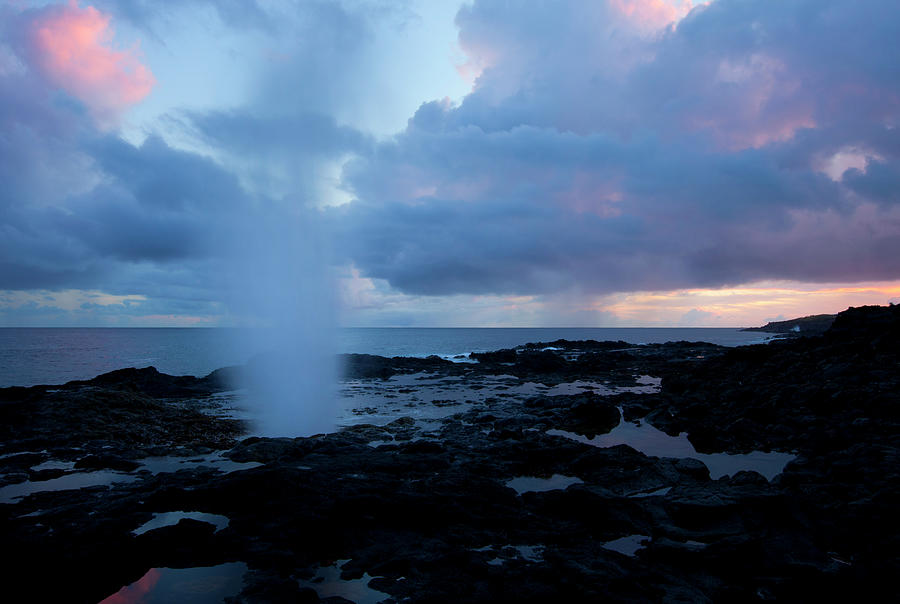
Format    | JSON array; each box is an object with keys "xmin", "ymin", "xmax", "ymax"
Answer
[
  {"xmin": 0, "ymin": 326, "xmax": 770, "ymax": 389},
  {"xmin": 0, "ymin": 305, "xmax": 897, "ymax": 601}
]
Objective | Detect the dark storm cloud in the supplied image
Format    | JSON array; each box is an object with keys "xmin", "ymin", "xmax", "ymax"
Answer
[
  {"xmin": 0, "ymin": 131, "xmax": 245, "ymax": 290},
  {"xmin": 333, "ymin": 0, "xmax": 900, "ymax": 296},
  {"xmin": 843, "ymin": 159, "xmax": 900, "ymax": 206}
]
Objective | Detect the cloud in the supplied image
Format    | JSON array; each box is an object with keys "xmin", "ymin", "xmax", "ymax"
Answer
[
  {"xmin": 95, "ymin": 0, "xmax": 275, "ymax": 35},
  {"xmin": 609, "ymin": 0, "xmax": 693, "ymax": 30},
  {"xmin": 181, "ymin": 109, "xmax": 372, "ymax": 202},
  {"xmin": 0, "ymin": 132, "xmax": 242, "ymax": 291},
  {"xmin": 3, "ymin": 0, "xmax": 900, "ymax": 327},
  {"xmin": 0, "ymin": 1, "xmax": 361, "ymax": 324},
  {"xmin": 23, "ymin": 1, "xmax": 155, "ymax": 125},
  {"xmin": 334, "ymin": 0, "xmax": 900, "ymax": 301}
]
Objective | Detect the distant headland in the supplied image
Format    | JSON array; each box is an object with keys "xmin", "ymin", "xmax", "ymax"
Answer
[{"xmin": 742, "ymin": 313, "xmax": 836, "ymax": 335}]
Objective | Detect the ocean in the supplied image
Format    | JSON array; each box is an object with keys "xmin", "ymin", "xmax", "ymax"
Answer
[{"xmin": 0, "ymin": 327, "xmax": 771, "ymax": 388}]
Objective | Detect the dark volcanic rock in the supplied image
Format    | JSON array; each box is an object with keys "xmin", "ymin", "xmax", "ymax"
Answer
[
  {"xmin": 340, "ymin": 353, "xmax": 454, "ymax": 379},
  {"xmin": 74, "ymin": 454, "xmax": 141, "ymax": 472},
  {"xmin": 469, "ymin": 348, "xmax": 518, "ymax": 363},
  {"xmin": 2, "ymin": 305, "xmax": 899, "ymax": 602},
  {"xmin": 0, "ymin": 367, "xmax": 244, "ymax": 457},
  {"xmin": 743, "ymin": 313, "xmax": 836, "ymax": 335},
  {"xmin": 526, "ymin": 393, "xmax": 620, "ymax": 438},
  {"xmin": 66, "ymin": 365, "xmax": 236, "ymax": 397}
]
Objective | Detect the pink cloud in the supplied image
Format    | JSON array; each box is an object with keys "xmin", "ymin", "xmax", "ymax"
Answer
[
  {"xmin": 675, "ymin": 53, "xmax": 817, "ymax": 149},
  {"xmin": 27, "ymin": 1, "xmax": 155, "ymax": 125},
  {"xmin": 609, "ymin": 0, "xmax": 693, "ymax": 30}
]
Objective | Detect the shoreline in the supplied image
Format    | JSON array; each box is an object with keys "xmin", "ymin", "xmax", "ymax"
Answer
[
  {"xmin": 0, "ymin": 326, "xmax": 772, "ymax": 389},
  {"xmin": 1, "ymin": 305, "xmax": 898, "ymax": 602}
]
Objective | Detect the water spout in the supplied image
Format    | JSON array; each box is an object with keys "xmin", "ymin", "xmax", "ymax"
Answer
[{"xmin": 227, "ymin": 203, "xmax": 336, "ymax": 437}]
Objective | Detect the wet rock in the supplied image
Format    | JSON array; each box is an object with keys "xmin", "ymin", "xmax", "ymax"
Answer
[
  {"xmin": 470, "ymin": 348, "xmax": 518, "ymax": 364},
  {"xmin": 75, "ymin": 454, "xmax": 141, "ymax": 472},
  {"xmin": 226, "ymin": 437, "xmax": 312, "ymax": 463},
  {"xmin": 566, "ymin": 398, "xmax": 621, "ymax": 438},
  {"xmin": 513, "ymin": 350, "xmax": 569, "ymax": 374},
  {"xmin": 227, "ymin": 570, "xmax": 318, "ymax": 603},
  {"xmin": 673, "ymin": 458, "xmax": 710, "ymax": 480},
  {"xmin": 28, "ymin": 468, "xmax": 68, "ymax": 480},
  {"xmin": 340, "ymin": 354, "xmax": 454, "ymax": 379},
  {"xmin": 2, "ymin": 304, "xmax": 899, "ymax": 603}
]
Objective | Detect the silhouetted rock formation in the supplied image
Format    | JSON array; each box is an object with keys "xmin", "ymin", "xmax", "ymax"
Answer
[{"xmin": 742, "ymin": 312, "xmax": 836, "ymax": 335}]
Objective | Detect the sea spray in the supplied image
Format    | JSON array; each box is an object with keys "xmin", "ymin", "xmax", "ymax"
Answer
[{"xmin": 226, "ymin": 202, "xmax": 337, "ymax": 437}]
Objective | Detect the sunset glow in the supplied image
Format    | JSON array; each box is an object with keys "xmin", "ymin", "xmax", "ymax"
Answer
[
  {"xmin": 2, "ymin": 0, "xmax": 899, "ymax": 326},
  {"xmin": 608, "ymin": 0, "xmax": 693, "ymax": 29},
  {"xmin": 593, "ymin": 281, "xmax": 900, "ymax": 326},
  {"xmin": 98, "ymin": 568, "xmax": 161, "ymax": 604}
]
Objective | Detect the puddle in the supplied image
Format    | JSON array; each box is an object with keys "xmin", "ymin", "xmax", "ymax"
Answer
[
  {"xmin": 628, "ymin": 486, "xmax": 671, "ymax": 498},
  {"xmin": 0, "ymin": 450, "xmax": 46, "ymax": 460},
  {"xmin": 508, "ymin": 381, "xmax": 617, "ymax": 397},
  {"xmin": 0, "ymin": 452, "xmax": 262, "ymax": 504},
  {"xmin": 602, "ymin": 534, "xmax": 650, "ymax": 557},
  {"xmin": 336, "ymin": 372, "xmax": 662, "ymax": 437},
  {"xmin": 505, "ymin": 474, "xmax": 583, "ymax": 495},
  {"xmin": 30, "ymin": 460, "xmax": 77, "ymax": 472},
  {"xmin": 138, "ymin": 453, "xmax": 262, "ymax": 475},
  {"xmin": 625, "ymin": 375, "xmax": 662, "ymax": 394},
  {"xmin": 299, "ymin": 559, "xmax": 390, "ymax": 604},
  {"xmin": 547, "ymin": 415, "xmax": 795, "ymax": 480},
  {"xmin": 337, "ymin": 372, "xmax": 662, "ymax": 432},
  {"xmin": 337, "ymin": 381, "xmax": 473, "ymax": 428},
  {"xmin": 0, "ymin": 470, "xmax": 138, "ymax": 503},
  {"xmin": 133, "ymin": 511, "xmax": 230, "ymax": 535},
  {"xmin": 99, "ymin": 562, "xmax": 247, "ymax": 604},
  {"xmin": 366, "ymin": 440, "xmax": 394, "ymax": 448},
  {"xmin": 513, "ymin": 544, "xmax": 544, "ymax": 562}
]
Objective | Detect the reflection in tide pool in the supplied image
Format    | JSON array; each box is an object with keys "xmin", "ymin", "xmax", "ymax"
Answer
[
  {"xmin": 0, "ymin": 470, "xmax": 137, "ymax": 504},
  {"xmin": 299, "ymin": 559, "xmax": 390, "ymax": 604},
  {"xmin": 0, "ymin": 453, "xmax": 262, "ymax": 504},
  {"xmin": 99, "ymin": 562, "xmax": 247, "ymax": 604},
  {"xmin": 132, "ymin": 511, "xmax": 230, "ymax": 535},
  {"xmin": 505, "ymin": 474, "xmax": 583, "ymax": 495},
  {"xmin": 137, "ymin": 453, "xmax": 262, "ymax": 475},
  {"xmin": 548, "ymin": 414, "xmax": 795, "ymax": 480},
  {"xmin": 602, "ymin": 534, "xmax": 650, "ymax": 557}
]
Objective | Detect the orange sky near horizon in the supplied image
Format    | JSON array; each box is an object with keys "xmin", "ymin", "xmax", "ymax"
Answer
[{"xmin": 589, "ymin": 280, "xmax": 900, "ymax": 326}]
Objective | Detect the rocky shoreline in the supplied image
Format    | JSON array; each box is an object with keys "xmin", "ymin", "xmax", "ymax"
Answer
[{"xmin": 1, "ymin": 305, "xmax": 898, "ymax": 602}]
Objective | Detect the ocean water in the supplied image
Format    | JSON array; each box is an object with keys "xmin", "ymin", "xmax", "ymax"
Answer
[{"xmin": 0, "ymin": 327, "xmax": 771, "ymax": 388}]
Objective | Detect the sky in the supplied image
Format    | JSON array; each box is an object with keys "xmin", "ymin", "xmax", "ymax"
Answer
[{"xmin": 1, "ymin": 0, "xmax": 899, "ymax": 327}]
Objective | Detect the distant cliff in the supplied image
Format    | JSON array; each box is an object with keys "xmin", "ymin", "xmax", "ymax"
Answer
[{"xmin": 742, "ymin": 313, "xmax": 836, "ymax": 335}]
